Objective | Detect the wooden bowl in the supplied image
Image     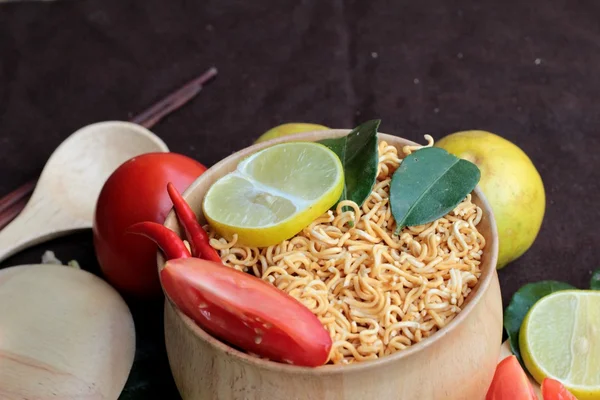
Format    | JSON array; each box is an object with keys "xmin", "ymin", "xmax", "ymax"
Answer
[{"xmin": 159, "ymin": 130, "xmax": 502, "ymax": 400}]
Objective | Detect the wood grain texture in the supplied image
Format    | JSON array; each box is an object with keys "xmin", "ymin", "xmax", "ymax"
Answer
[
  {"xmin": 0, "ymin": 264, "xmax": 136, "ymax": 400},
  {"xmin": 0, "ymin": 121, "xmax": 168, "ymax": 263},
  {"xmin": 159, "ymin": 130, "xmax": 503, "ymax": 400}
]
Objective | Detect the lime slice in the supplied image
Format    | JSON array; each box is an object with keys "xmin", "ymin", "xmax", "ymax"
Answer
[
  {"xmin": 520, "ymin": 290, "xmax": 600, "ymax": 400},
  {"xmin": 203, "ymin": 142, "xmax": 344, "ymax": 247}
]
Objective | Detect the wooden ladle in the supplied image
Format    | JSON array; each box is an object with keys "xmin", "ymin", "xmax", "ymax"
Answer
[
  {"xmin": 0, "ymin": 121, "xmax": 168, "ymax": 263},
  {"xmin": 0, "ymin": 263, "xmax": 136, "ymax": 399}
]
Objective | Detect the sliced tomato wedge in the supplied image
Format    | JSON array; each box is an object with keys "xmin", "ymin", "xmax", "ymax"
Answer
[
  {"xmin": 542, "ymin": 378, "xmax": 577, "ymax": 400},
  {"xmin": 160, "ymin": 257, "xmax": 332, "ymax": 367},
  {"xmin": 486, "ymin": 355, "xmax": 538, "ymax": 400}
]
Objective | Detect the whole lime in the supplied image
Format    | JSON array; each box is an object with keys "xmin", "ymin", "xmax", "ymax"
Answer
[
  {"xmin": 255, "ymin": 123, "xmax": 330, "ymax": 144},
  {"xmin": 436, "ymin": 130, "xmax": 546, "ymax": 269}
]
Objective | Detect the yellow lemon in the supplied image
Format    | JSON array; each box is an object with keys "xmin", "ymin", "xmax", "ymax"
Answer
[
  {"xmin": 255, "ymin": 123, "xmax": 330, "ymax": 144},
  {"xmin": 203, "ymin": 142, "xmax": 343, "ymax": 247},
  {"xmin": 435, "ymin": 131, "xmax": 545, "ymax": 268},
  {"xmin": 520, "ymin": 290, "xmax": 600, "ymax": 400}
]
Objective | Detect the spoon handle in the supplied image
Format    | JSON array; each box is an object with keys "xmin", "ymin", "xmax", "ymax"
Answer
[{"xmin": 0, "ymin": 199, "xmax": 86, "ymax": 264}]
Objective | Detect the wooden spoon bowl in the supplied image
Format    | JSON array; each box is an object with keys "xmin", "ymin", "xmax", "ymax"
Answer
[
  {"xmin": 159, "ymin": 130, "xmax": 503, "ymax": 400},
  {"xmin": 0, "ymin": 264, "xmax": 135, "ymax": 399},
  {"xmin": 0, "ymin": 121, "xmax": 168, "ymax": 263}
]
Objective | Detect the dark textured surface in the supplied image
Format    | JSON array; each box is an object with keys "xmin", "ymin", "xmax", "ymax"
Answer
[{"xmin": 1, "ymin": 0, "xmax": 599, "ymax": 398}]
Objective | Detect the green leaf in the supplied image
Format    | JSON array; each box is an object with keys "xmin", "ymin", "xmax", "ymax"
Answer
[
  {"xmin": 318, "ymin": 119, "xmax": 379, "ymax": 209},
  {"xmin": 592, "ymin": 269, "xmax": 600, "ymax": 290},
  {"xmin": 504, "ymin": 281, "xmax": 575, "ymax": 366},
  {"xmin": 389, "ymin": 147, "xmax": 480, "ymax": 232}
]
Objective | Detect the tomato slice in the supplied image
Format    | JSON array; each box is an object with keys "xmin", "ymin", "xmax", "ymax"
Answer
[
  {"xmin": 486, "ymin": 355, "xmax": 538, "ymax": 400},
  {"xmin": 542, "ymin": 378, "xmax": 577, "ymax": 400},
  {"xmin": 160, "ymin": 257, "xmax": 332, "ymax": 367}
]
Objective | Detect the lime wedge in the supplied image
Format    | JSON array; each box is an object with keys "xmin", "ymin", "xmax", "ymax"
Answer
[
  {"xmin": 203, "ymin": 142, "xmax": 344, "ymax": 247},
  {"xmin": 520, "ymin": 290, "xmax": 600, "ymax": 400}
]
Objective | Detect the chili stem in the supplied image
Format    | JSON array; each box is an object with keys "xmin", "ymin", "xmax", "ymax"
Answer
[{"xmin": 166, "ymin": 183, "xmax": 222, "ymax": 263}]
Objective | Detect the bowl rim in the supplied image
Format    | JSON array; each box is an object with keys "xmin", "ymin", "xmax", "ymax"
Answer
[{"xmin": 159, "ymin": 129, "xmax": 499, "ymax": 375}]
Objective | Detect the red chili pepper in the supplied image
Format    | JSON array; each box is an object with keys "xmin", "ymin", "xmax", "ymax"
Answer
[
  {"xmin": 166, "ymin": 182, "xmax": 222, "ymax": 263},
  {"xmin": 128, "ymin": 186, "xmax": 332, "ymax": 367},
  {"xmin": 127, "ymin": 222, "xmax": 191, "ymax": 260}
]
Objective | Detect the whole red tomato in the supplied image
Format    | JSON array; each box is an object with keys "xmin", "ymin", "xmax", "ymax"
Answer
[{"xmin": 93, "ymin": 152, "xmax": 207, "ymax": 297}]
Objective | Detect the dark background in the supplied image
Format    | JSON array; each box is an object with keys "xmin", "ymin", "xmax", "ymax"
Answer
[{"xmin": 1, "ymin": 0, "xmax": 599, "ymax": 398}]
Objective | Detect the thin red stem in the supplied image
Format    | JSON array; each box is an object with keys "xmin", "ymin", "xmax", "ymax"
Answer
[
  {"xmin": 0, "ymin": 196, "xmax": 28, "ymax": 231},
  {"xmin": 131, "ymin": 67, "xmax": 218, "ymax": 128},
  {"xmin": 0, "ymin": 66, "xmax": 218, "ymax": 230},
  {"xmin": 0, "ymin": 179, "xmax": 36, "ymax": 215}
]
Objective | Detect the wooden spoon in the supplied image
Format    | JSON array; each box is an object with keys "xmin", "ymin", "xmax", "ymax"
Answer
[
  {"xmin": 0, "ymin": 264, "xmax": 135, "ymax": 399},
  {"xmin": 0, "ymin": 121, "xmax": 168, "ymax": 263}
]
